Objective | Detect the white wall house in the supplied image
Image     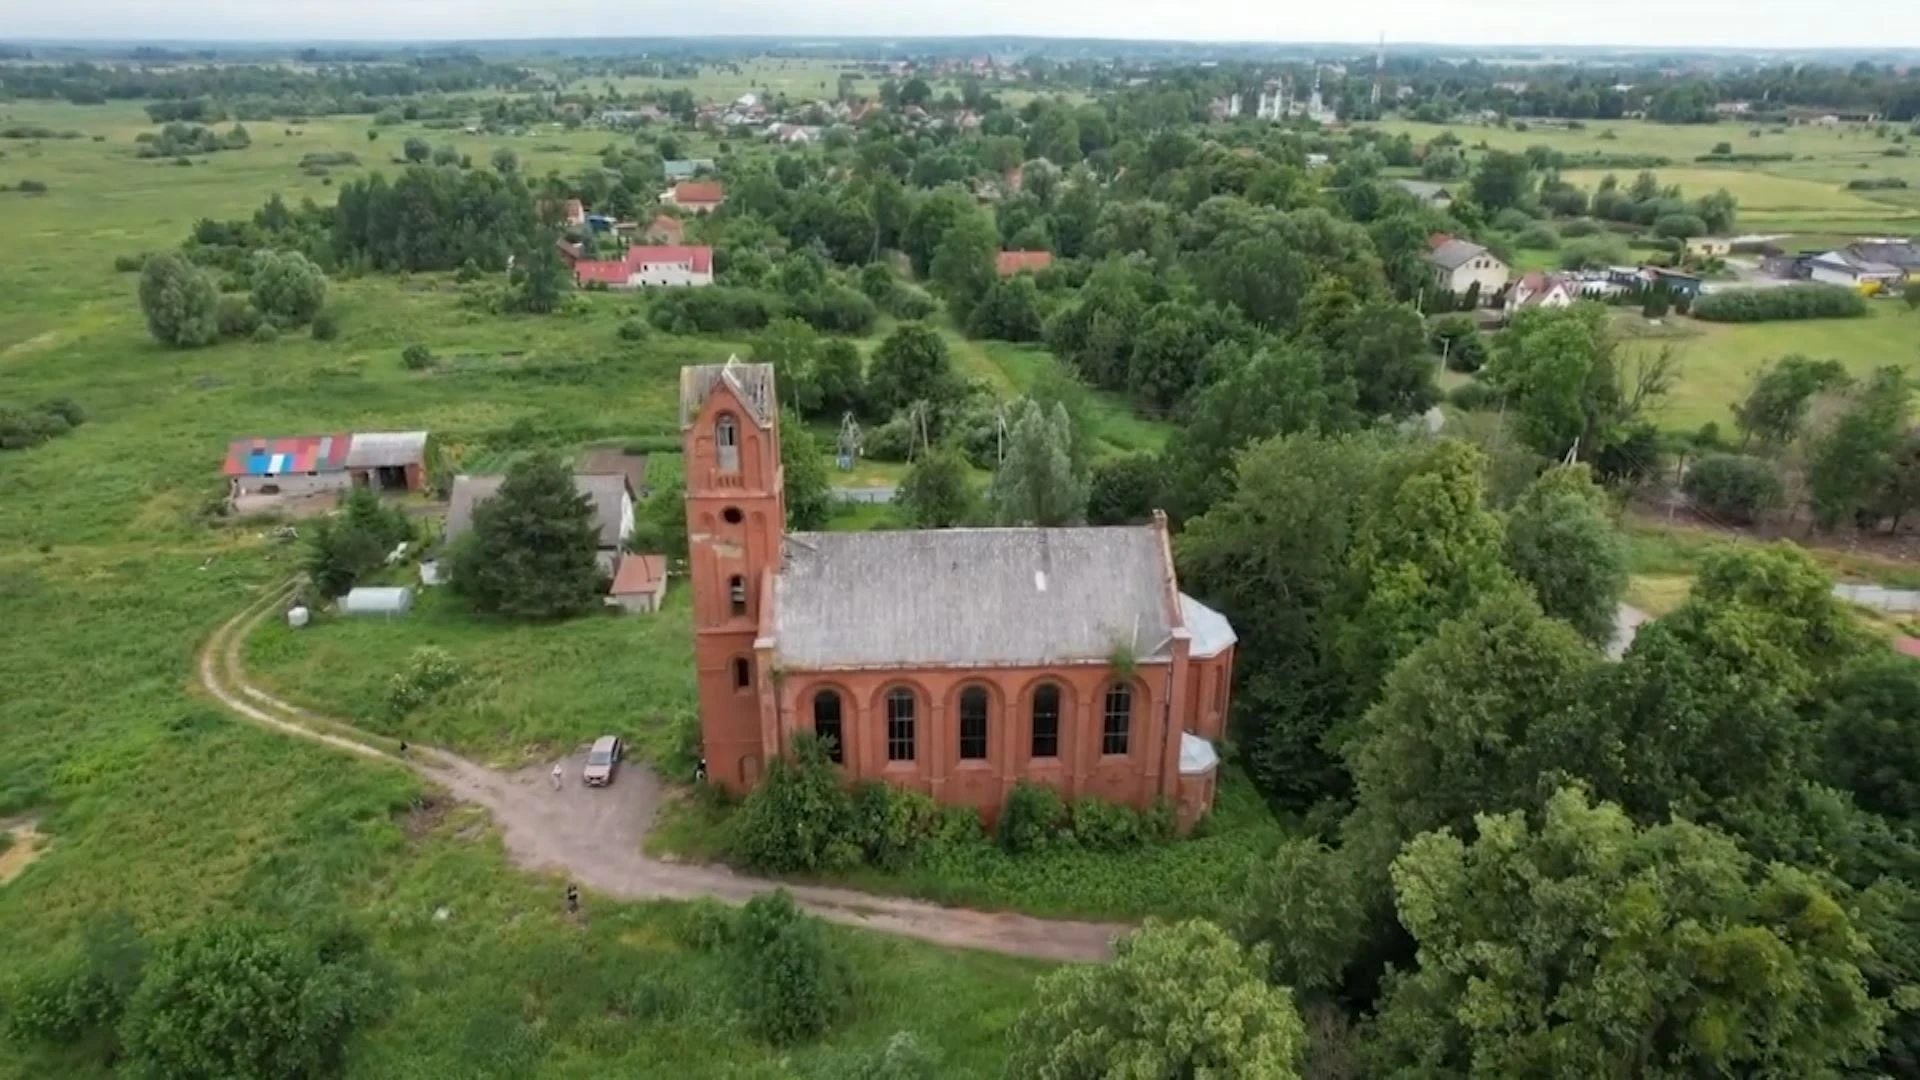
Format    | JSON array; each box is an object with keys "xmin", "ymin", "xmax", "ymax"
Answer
[{"xmin": 1428, "ymin": 239, "xmax": 1512, "ymax": 300}]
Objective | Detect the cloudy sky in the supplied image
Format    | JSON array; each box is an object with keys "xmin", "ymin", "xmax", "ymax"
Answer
[{"xmin": 8, "ymin": 0, "xmax": 1915, "ymax": 49}]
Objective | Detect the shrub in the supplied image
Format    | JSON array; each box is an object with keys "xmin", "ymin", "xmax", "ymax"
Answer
[
  {"xmin": 250, "ymin": 322, "xmax": 279, "ymax": 343},
  {"xmin": 729, "ymin": 734, "xmax": 857, "ymax": 872},
  {"xmin": 1692, "ymin": 284, "xmax": 1867, "ymax": 323},
  {"xmin": 1559, "ymin": 218, "xmax": 1601, "ymax": 238},
  {"xmin": 1070, "ymin": 796, "xmax": 1144, "ymax": 851},
  {"xmin": 386, "ymin": 646, "xmax": 464, "ymax": 717},
  {"xmin": 616, "ymin": 316, "xmax": 651, "ymax": 342},
  {"xmin": 138, "ymin": 252, "xmax": 220, "ymax": 347},
  {"xmin": 647, "ymin": 286, "xmax": 781, "ymax": 334},
  {"xmin": 250, "ymin": 249, "xmax": 327, "ymax": 326},
  {"xmin": 309, "ymin": 310, "xmax": 340, "ymax": 340},
  {"xmin": 2, "ymin": 914, "xmax": 146, "ymax": 1050},
  {"xmin": 454, "ymin": 259, "xmax": 483, "ymax": 283},
  {"xmin": 15, "ymin": 178, "xmax": 48, "ymax": 193},
  {"xmin": 118, "ymin": 921, "xmax": 390, "ymax": 1080},
  {"xmin": 112, "ymin": 252, "xmax": 148, "ymax": 273},
  {"xmin": 847, "ymin": 780, "xmax": 939, "ymax": 871},
  {"xmin": 1430, "ymin": 314, "xmax": 1487, "ymax": 373},
  {"xmin": 861, "ymin": 415, "xmax": 915, "ymax": 462},
  {"xmin": 733, "ymin": 890, "xmax": 848, "ymax": 1046},
  {"xmin": 999, "ymin": 780, "xmax": 1068, "ymax": 854},
  {"xmin": 1448, "ymin": 381, "xmax": 1497, "ymax": 411},
  {"xmin": 401, "ymin": 343, "xmax": 434, "ymax": 370},
  {"xmin": 1515, "ymin": 223, "xmax": 1560, "ymax": 250},
  {"xmin": 1682, "ymin": 453, "xmax": 1784, "ymax": 524},
  {"xmin": 673, "ymin": 899, "xmax": 736, "ymax": 953},
  {"xmin": 216, "ymin": 295, "xmax": 261, "ymax": 338},
  {"xmin": 1560, "ymin": 236, "xmax": 1629, "ymax": 271}
]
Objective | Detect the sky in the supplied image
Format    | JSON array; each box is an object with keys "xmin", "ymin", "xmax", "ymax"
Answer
[{"xmin": 6, "ymin": 0, "xmax": 1917, "ymax": 50}]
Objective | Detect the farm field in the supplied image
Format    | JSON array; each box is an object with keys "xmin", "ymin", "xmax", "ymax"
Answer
[
  {"xmin": 600, "ymin": 57, "xmax": 1075, "ymax": 108},
  {"xmin": 1618, "ymin": 304, "xmax": 1920, "ymax": 432},
  {"xmin": 1369, "ymin": 117, "xmax": 1920, "ymax": 235},
  {"xmin": 0, "ymin": 95, "xmax": 1065, "ymax": 1077}
]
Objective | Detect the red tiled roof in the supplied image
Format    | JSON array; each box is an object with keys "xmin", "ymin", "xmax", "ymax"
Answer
[
  {"xmin": 647, "ymin": 214, "xmax": 685, "ymax": 241},
  {"xmin": 223, "ymin": 433, "xmax": 352, "ymax": 476},
  {"xmin": 671, "ymin": 181, "xmax": 724, "ymax": 204},
  {"xmin": 996, "ymin": 250, "xmax": 1053, "ymax": 276},
  {"xmin": 573, "ymin": 259, "xmax": 632, "ymax": 285},
  {"xmin": 627, "ymin": 245, "xmax": 712, "ymax": 274},
  {"xmin": 610, "ymin": 553, "xmax": 668, "ymax": 595},
  {"xmin": 1896, "ymin": 636, "xmax": 1920, "ymax": 660}
]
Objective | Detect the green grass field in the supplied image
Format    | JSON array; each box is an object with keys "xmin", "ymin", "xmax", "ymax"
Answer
[
  {"xmin": 1619, "ymin": 304, "xmax": 1920, "ymax": 432},
  {"xmin": 0, "ymin": 96, "xmax": 1072, "ymax": 1076},
  {"xmin": 1368, "ymin": 116, "xmax": 1920, "ymax": 235}
]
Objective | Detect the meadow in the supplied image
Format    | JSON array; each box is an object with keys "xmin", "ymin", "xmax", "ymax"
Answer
[
  {"xmin": 1370, "ymin": 116, "xmax": 1920, "ymax": 235},
  {"xmin": 1619, "ymin": 304, "xmax": 1920, "ymax": 432},
  {"xmin": 0, "ymin": 96, "xmax": 1065, "ymax": 1076}
]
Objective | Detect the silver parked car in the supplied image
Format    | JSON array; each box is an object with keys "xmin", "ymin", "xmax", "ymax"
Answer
[{"xmin": 583, "ymin": 735, "xmax": 624, "ymax": 787}]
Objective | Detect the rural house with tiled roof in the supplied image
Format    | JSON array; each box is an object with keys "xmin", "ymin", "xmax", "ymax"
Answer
[{"xmin": 681, "ymin": 360, "xmax": 1234, "ymax": 828}]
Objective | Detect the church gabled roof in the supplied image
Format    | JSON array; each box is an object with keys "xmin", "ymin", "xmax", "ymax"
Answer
[
  {"xmin": 771, "ymin": 526, "xmax": 1184, "ymax": 669},
  {"xmin": 680, "ymin": 358, "xmax": 775, "ymax": 429}
]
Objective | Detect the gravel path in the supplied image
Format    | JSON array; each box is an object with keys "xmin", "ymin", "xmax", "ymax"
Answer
[{"xmin": 198, "ymin": 585, "xmax": 1122, "ymax": 962}]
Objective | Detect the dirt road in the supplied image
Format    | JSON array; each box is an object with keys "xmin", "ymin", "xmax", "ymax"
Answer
[{"xmin": 198, "ymin": 585, "xmax": 1123, "ymax": 962}]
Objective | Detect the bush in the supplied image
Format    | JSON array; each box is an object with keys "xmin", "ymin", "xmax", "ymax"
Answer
[
  {"xmin": 1449, "ymin": 381, "xmax": 1498, "ymax": 411},
  {"xmin": 1559, "ymin": 236, "xmax": 1629, "ymax": 271},
  {"xmin": 1515, "ymin": 223, "xmax": 1560, "ymax": 250},
  {"xmin": 113, "ymin": 252, "xmax": 148, "ymax": 273},
  {"xmin": 386, "ymin": 646, "xmax": 464, "ymax": 717},
  {"xmin": 216, "ymin": 296, "xmax": 261, "ymax": 338},
  {"xmin": 1682, "ymin": 453, "xmax": 1784, "ymax": 524},
  {"xmin": 118, "ymin": 921, "xmax": 390, "ymax": 1080},
  {"xmin": 847, "ymin": 780, "xmax": 939, "ymax": 871},
  {"xmin": 250, "ymin": 249, "xmax": 327, "ymax": 326},
  {"xmin": 1429, "ymin": 314, "xmax": 1487, "ymax": 373},
  {"xmin": 2, "ymin": 914, "xmax": 146, "ymax": 1051},
  {"xmin": 648, "ymin": 286, "xmax": 780, "ymax": 334},
  {"xmin": 861, "ymin": 415, "xmax": 915, "ymax": 462},
  {"xmin": 15, "ymin": 178, "xmax": 48, "ymax": 193},
  {"xmin": 1070, "ymin": 796, "xmax": 1145, "ymax": 851},
  {"xmin": 998, "ymin": 780, "xmax": 1068, "ymax": 854},
  {"xmin": 138, "ymin": 252, "xmax": 220, "ymax": 347},
  {"xmin": 310, "ymin": 309, "xmax": 340, "ymax": 340},
  {"xmin": 616, "ymin": 316, "xmax": 651, "ymax": 342},
  {"xmin": 733, "ymin": 891, "xmax": 848, "ymax": 1046},
  {"xmin": 401, "ymin": 343, "xmax": 434, "ymax": 370},
  {"xmin": 1491, "ymin": 207, "xmax": 1535, "ymax": 232},
  {"xmin": 673, "ymin": 899, "xmax": 736, "ymax": 953},
  {"xmin": 1692, "ymin": 284, "xmax": 1867, "ymax": 323},
  {"xmin": 0, "ymin": 400, "xmax": 83, "ymax": 451},
  {"xmin": 729, "ymin": 735, "xmax": 857, "ymax": 872},
  {"xmin": 250, "ymin": 322, "xmax": 279, "ymax": 343},
  {"xmin": 1559, "ymin": 218, "xmax": 1601, "ymax": 238}
]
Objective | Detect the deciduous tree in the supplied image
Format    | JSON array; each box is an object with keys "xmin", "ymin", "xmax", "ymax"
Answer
[
  {"xmin": 137, "ymin": 252, "xmax": 219, "ymax": 347},
  {"xmin": 781, "ymin": 417, "xmax": 832, "ymax": 531},
  {"xmin": 249, "ymin": 249, "xmax": 327, "ymax": 326},
  {"xmin": 1007, "ymin": 920, "xmax": 1307, "ymax": 1080},
  {"xmin": 896, "ymin": 445, "xmax": 974, "ymax": 528},
  {"xmin": 1370, "ymin": 788, "xmax": 1887, "ymax": 1078},
  {"xmin": 988, "ymin": 398, "xmax": 1086, "ymax": 526},
  {"xmin": 1503, "ymin": 464, "xmax": 1627, "ymax": 645}
]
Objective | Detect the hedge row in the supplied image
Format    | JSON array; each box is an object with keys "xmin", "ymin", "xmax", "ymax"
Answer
[{"xmin": 1691, "ymin": 284, "xmax": 1867, "ymax": 323}]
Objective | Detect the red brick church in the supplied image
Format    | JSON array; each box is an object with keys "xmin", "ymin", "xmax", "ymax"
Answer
[{"xmin": 681, "ymin": 360, "xmax": 1235, "ymax": 827}]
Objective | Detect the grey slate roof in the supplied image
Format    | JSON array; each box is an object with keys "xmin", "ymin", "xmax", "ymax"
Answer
[
  {"xmin": 1849, "ymin": 242, "xmax": 1920, "ymax": 270},
  {"xmin": 680, "ymin": 359, "xmax": 775, "ymax": 429},
  {"xmin": 1179, "ymin": 593, "xmax": 1238, "ymax": 659},
  {"xmin": 772, "ymin": 526, "xmax": 1176, "ymax": 669},
  {"xmin": 344, "ymin": 431, "xmax": 429, "ymax": 469},
  {"xmin": 579, "ymin": 449, "xmax": 649, "ymax": 497},
  {"xmin": 445, "ymin": 473, "xmax": 628, "ymax": 549},
  {"xmin": 1428, "ymin": 238, "xmax": 1490, "ymax": 271}
]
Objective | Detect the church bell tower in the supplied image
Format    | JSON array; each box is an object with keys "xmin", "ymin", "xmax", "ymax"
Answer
[{"xmin": 680, "ymin": 359, "xmax": 784, "ymax": 792}]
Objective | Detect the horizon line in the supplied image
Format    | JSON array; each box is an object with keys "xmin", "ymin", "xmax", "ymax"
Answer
[{"xmin": 4, "ymin": 33, "xmax": 1918, "ymax": 54}]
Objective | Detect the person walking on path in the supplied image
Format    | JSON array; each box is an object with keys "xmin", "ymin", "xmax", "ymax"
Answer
[{"xmin": 550, "ymin": 762, "xmax": 564, "ymax": 791}]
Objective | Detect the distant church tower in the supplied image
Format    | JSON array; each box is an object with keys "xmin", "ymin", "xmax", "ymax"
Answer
[{"xmin": 680, "ymin": 359, "xmax": 784, "ymax": 793}]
